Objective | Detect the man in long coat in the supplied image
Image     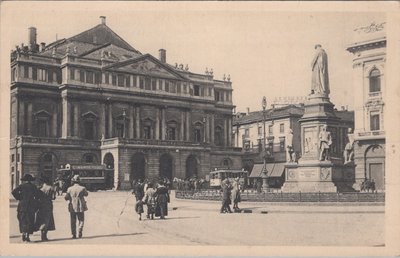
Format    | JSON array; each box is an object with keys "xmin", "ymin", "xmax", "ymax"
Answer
[
  {"xmin": 220, "ymin": 178, "xmax": 232, "ymax": 213},
  {"xmin": 35, "ymin": 176, "xmax": 56, "ymax": 241},
  {"xmin": 65, "ymin": 175, "xmax": 88, "ymax": 239},
  {"xmin": 11, "ymin": 174, "xmax": 40, "ymax": 242}
]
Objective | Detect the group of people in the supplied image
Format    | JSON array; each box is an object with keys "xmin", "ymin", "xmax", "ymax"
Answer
[
  {"xmin": 173, "ymin": 177, "xmax": 206, "ymax": 191},
  {"xmin": 11, "ymin": 173, "xmax": 89, "ymax": 242},
  {"xmin": 220, "ymin": 177, "xmax": 241, "ymax": 213},
  {"xmin": 131, "ymin": 179, "xmax": 170, "ymax": 220}
]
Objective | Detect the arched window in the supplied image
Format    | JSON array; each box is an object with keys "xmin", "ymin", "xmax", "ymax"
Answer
[{"xmin": 369, "ymin": 69, "xmax": 381, "ymax": 93}]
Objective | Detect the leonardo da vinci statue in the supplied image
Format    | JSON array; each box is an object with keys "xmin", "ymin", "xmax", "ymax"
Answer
[{"xmin": 311, "ymin": 44, "xmax": 330, "ymax": 95}]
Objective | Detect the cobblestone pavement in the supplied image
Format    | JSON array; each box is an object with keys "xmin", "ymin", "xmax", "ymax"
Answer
[{"xmin": 9, "ymin": 191, "xmax": 384, "ymax": 246}]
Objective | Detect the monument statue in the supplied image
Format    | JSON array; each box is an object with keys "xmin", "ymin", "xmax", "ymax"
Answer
[
  {"xmin": 311, "ymin": 44, "xmax": 330, "ymax": 95},
  {"xmin": 286, "ymin": 129, "xmax": 296, "ymax": 162},
  {"xmin": 319, "ymin": 125, "xmax": 332, "ymax": 161},
  {"xmin": 343, "ymin": 128, "xmax": 355, "ymax": 164}
]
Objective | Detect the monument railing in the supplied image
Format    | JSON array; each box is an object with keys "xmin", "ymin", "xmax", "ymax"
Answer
[{"xmin": 175, "ymin": 189, "xmax": 385, "ymax": 203}]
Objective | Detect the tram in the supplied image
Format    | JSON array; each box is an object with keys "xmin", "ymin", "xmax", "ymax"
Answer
[
  {"xmin": 57, "ymin": 164, "xmax": 114, "ymax": 191},
  {"xmin": 209, "ymin": 169, "xmax": 248, "ymax": 188}
]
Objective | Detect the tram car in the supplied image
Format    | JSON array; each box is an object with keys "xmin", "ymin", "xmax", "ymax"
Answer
[
  {"xmin": 57, "ymin": 164, "xmax": 114, "ymax": 191},
  {"xmin": 209, "ymin": 169, "xmax": 248, "ymax": 188}
]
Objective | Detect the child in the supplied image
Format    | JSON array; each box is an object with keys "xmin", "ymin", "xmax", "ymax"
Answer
[{"xmin": 142, "ymin": 182, "xmax": 156, "ymax": 220}]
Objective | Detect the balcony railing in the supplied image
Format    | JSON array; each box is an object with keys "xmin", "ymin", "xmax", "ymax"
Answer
[
  {"xmin": 357, "ymin": 130, "xmax": 385, "ymax": 139},
  {"xmin": 12, "ymin": 136, "xmax": 101, "ymax": 147},
  {"xmin": 368, "ymin": 91, "xmax": 382, "ymax": 98}
]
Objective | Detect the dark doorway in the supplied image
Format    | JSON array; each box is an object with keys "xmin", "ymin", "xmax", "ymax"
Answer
[
  {"xmin": 186, "ymin": 155, "xmax": 198, "ymax": 179},
  {"xmin": 103, "ymin": 153, "xmax": 115, "ymax": 189},
  {"xmin": 131, "ymin": 152, "xmax": 146, "ymax": 182},
  {"xmin": 159, "ymin": 153, "xmax": 173, "ymax": 181}
]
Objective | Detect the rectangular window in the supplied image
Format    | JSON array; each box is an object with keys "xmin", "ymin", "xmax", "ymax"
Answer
[
  {"xmin": 139, "ymin": 77, "xmax": 144, "ymax": 89},
  {"xmin": 258, "ymin": 126, "xmax": 263, "ymax": 135},
  {"xmin": 170, "ymin": 82, "xmax": 176, "ymax": 93},
  {"xmin": 370, "ymin": 114, "xmax": 380, "ymax": 131},
  {"xmin": 194, "ymin": 85, "xmax": 200, "ymax": 96},
  {"xmin": 32, "ymin": 67, "xmax": 37, "ymax": 80},
  {"xmin": 215, "ymin": 91, "xmax": 220, "ymax": 101},
  {"xmin": 151, "ymin": 79, "xmax": 157, "ymax": 90},
  {"xmin": 95, "ymin": 72, "xmax": 101, "ymax": 84},
  {"xmin": 245, "ymin": 128, "xmax": 249, "ymax": 137},
  {"xmin": 158, "ymin": 79, "xmax": 163, "ymax": 90},
  {"xmin": 112, "ymin": 74, "xmax": 117, "ymax": 85},
  {"xmin": 165, "ymin": 81, "xmax": 170, "ymax": 92},
  {"xmin": 70, "ymin": 68, "xmax": 75, "ymax": 80},
  {"xmin": 145, "ymin": 78, "xmax": 151, "ymax": 90},
  {"xmin": 125, "ymin": 76, "xmax": 130, "ymax": 87},
  {"xmin": 37, "ymin": 119, "xmax": 48, "ymax": 137},
  {"xmin": 132, "ymin": 76, "xmax": 137, "ymax": 87},
  {"xmin": 117, "ymin": 74, "xmax": 124, "ymax": 87},
  {"xmin": 11, "ymin": 154, "xmax": 15, "ymax": 162},
  {"xmin": 23, "ymin": 65, "xmax": 29, "ymax": 78},
  {"xmin": 17, "ymin": 154, "xmax": 20, "ymax": 162},
  {"xmin": 280, "ymin": 123, "xmax": 285, "ymax": 133},
  {"xmin": 208, "ymin": 87, "xmax": 212, "ymax": 96},
  {"xmin": 177, "ymin": 83, "xmax": 181, "ymax": 93},
  {"xmin": 87, "ymin": 71, "xmax": 94, "ymax": 84},
  {"xmin": 183, "ymin": 84, "xmax": 187, "ymax": 93},
  {"xmin": 11, "ymin": 67, "xmax": 17, "ymax": 82},
  {"xmin": 38, "ymin": 68, "xmax": 46, "ymax": 81},
  {"xmin": 80, "ymin": 70, "xmax": 85, "ymax": 83},
  {"xmin": 269, "ymin": 125, "xmax": 273, "ymax": 135},
  {"xmin": 105, "ymin": 73, "xmax": 109, "ymax": 84},
  {"xmin": 48, "ymin": 71, "xmax": 53, "ymax": 82}
]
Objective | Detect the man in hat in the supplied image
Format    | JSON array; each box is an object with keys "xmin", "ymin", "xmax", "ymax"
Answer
[
  {"xmin": 64, "ymin": 175, "xmax": 88, "ymax": 239},
  {"xmin": 11, "ymin": 173, "xmax": 40, "ymax": 242}
]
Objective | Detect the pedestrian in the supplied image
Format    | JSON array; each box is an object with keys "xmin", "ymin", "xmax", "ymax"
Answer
[
  {"xmin": 142, "ymin": 182, "xmax": 157, "ymax": 220},
  {"xmin": 220, "ymin": 178, "xmax": 232, "ymax": 213},
  {"xmin": 35, "ymin": 176, "xmax": 56, "ymax": 241},
  {"xmin": 11, "ymin": 174, "xmax": 40, "ymax": 242},
  {"xmin": 64, "ymin": 175, "xmax": 88, "ymax": 239},
  {"xmin": 155, "ymin": 181, "xmax": 170, "ymax": 219},
  {"xmin": 132, "ymin": 179, "xmax": 144, "ymax": 201},
  {"xmin": 231, "ymin": 177, "xmax": 241, "ymax": 212}
]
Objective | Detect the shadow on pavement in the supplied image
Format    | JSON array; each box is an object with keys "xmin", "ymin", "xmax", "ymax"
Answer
[
  {"xmin": 163, "ymin": 216, "xmax": 200, "ymax": 220},
  {"xmin": 10, "ymin": 232, "xmax": 147, "ymax": 243}
]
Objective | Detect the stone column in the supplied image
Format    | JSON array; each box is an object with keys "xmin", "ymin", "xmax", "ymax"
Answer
[
  {"xmin": 224, "ymin": 118, "xmax": 228, "ymax": 146},
  {"xmin": 185, "ymin": 110, "xmax": 190, "ymax": 141},
  {"xmin": 210, "ymin": 114, "xmax": 215, "ymax": 144},
  {"xmin": 180, "ymin": 111, "xmax": 185, "ymax": 141},
  {"xmin": 73, "ymin": 104, "xmax": 79, "ymax": 137},
  {"xmin": 129, "ymin": 105, "xmax": 134, "ymax": 138},
  {"xmin": 135, "ymin": 106, "xmax": 140, "ymax": 138},
  {"xmin": 155, "ymin": 108, "xmax": 160, "ymax": 140},
  {"xmin": 108, "ymin": 103, "xmax": 113, "ymax": 138},
  {"xmin": 61, "ymin": 96, "xmax": 70, "ymax": 138},
  {"xmin": 161, "ymin": 108, "xmax": 166, "ymax": 140},
  {"xmin": 18, "ymin": 98, "xmax": 25, "ymax": 135},
  {"xmin": 227, "ymin": 116, "xmax": 232, "ymax": 147},
  {"xmin": 99, "ymin": 103, "xmax": 106, "ymax": 139},
  {"xmin": 27, "ymin": 102, "xmax": 33, "ymax": 136},
  {"xmin": 205, "ymin": 114, "xmax": 210, "ymax": 143},
  {"xmin": 52, "ymin": 104, "xmax": 58, "ymax": 137}
]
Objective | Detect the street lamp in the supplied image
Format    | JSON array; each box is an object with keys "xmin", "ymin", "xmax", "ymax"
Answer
[{"xmin": 261, "ymin": 96, "xmax": 269, "ymax": 192}]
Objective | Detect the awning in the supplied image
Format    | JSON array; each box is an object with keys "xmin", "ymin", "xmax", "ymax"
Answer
[
  {"xmin": 269, "ymin": 163, "xmax": 286, "ymax": 177},
  {"xmin": 264, "ymin": 164, "xmax": 275, "ymax": 177},
  {"xmin": 249, "ymin": 164, "xmax": 264, "ymax": 178}
]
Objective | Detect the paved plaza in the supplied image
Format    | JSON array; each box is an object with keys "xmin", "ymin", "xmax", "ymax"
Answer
[{"xmin": 10, "ymin": 191, "xmax": 384, "ymax": 246}]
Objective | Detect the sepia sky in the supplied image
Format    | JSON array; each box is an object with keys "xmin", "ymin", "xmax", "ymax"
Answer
[{"xmin": 1, "ymin": 2, "xmax": 385, "ymax": 112}]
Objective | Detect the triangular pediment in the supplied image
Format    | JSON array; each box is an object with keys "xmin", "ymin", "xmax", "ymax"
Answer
[
  {"xmin": 105, "ymin": 54, "xmax": 186, "ymax": 80},
  {"xmin": 81, "ymin": 111, "xmax": 98, "ymax": 119},
  {"xmin": 34, "ymin": 110, "xmax": 52, "ymax": 117}
]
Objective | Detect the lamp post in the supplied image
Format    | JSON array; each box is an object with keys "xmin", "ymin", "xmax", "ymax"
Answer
[
  {"xmin": 122, "ymin": 108, "xmax": 126, "ymax": 139},
  {"xmin": 261, "ymin": 96, "xmax": 269, "ymax": 192}
]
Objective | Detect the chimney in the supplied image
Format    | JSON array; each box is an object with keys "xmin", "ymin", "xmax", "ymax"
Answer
[
  {"xmin": 159, "ymin": 49, "xmax": 166, "ymax": 63},
  {"xmin": 28, "ymin": 27, "xmax": 37, "ymax": 51},
  {"xmin": 40, "ymin": 42, "xmax": 46, "ymax": 52},
  {"xmin": 100, "ymin": 16, "xmax": 106, "ymax": 25},
  {"xmin": 246, "ymin": 107, "xmax": 250, "ymax": 115}
]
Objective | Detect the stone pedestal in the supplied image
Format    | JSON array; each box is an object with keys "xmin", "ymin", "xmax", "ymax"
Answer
[{"xmin": 281, "ymin": 93, "xmax": 355, "ymax": 193}]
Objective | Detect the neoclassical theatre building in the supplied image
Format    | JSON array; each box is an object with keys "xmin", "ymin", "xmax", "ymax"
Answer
[{"xmin": 10, "ymin": 17, "xmax": 241, "ymax": 190}]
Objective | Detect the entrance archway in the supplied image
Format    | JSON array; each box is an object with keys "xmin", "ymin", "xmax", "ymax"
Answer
[
  {"xmin": 39, "ymin": 152, "xmax": 58, "ymax": 181},
  {"xmin": 131, "ymin": 152, "xmax": 146, "ymax": 182},
  {"xmin": 103, "ymin": 153, "xmax": 115, "ymax": 189},
  {"xmin": 159, "ymin": 153, "xmax": 173, "ymax": 181},
  {"xmin": 186, "ymin": 155, "xmax": 198, "ymax": 179}
]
